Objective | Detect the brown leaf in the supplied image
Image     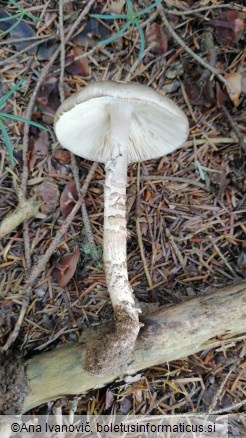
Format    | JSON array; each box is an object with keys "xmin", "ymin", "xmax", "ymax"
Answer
[
  {"xmin": 53, "ymin": 149, "xmax": 71, "ymax": 164},
  {"xmin": 212, "ymin": 10, "xmax": 244, "ymax": 46},
  {"xmin": 146, "ymin": 23, "xmax": 168, "ymax": 55},
  {"xmin": 183, "ymin": 61, "xmax": 212, "ymax": 107},
  {"xmin": 0, "ymin": 8, "xmax": 36, "ymax": 53},
  {"xmin": 225, "ymin": 72, "xmax": 242, "ymax": 106},
  {"xmin": 73, "ymin": 18, "xmax": 111, "ymax": 48},
  {"xmin": 60, "ymin": 180, "xmax": 78, "ymax": 219},
  {"xmin": 29, "ymin": 130, "xmax": 50, "ymax": 170},
  {"xmin": 36, "ymin": 180, "xmax": 60, "ymax": 214},
  {"xmin": 216, "ymin": 83, "xmax": 229, "ymax": 108},
  {"xmin": 36, "ymin": 76, "xmax": 60, "ymax": 117},
  {"xmin": 65, "ymin": 46, "xmax": 90, "ymax": 76},
  {"xmin": 52, "ymin": 247, "xmax": 80, "ymax": 288},
  {"xmin": 133, "ymin": 388, "xmax": 143, "ymax": 405},
  {"xmin": 145, "ymin": 190, "xmax": 152, "ymax": 202},
  {"xmin": 18, "ymin": 111, "xmax": 43, "ymax": 137}
]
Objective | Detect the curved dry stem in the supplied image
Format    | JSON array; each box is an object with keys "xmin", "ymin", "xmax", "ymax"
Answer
[
  {"xmin": 85, "ymin": 103, "xmax": 140, "ymax": 374},
  {"xmin": 0, "ymin": 197, "xmax": 40, "ymax": 241}
]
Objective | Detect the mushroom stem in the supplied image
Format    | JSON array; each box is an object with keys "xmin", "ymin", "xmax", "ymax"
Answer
[{"xmin": 85, "ymin": 103, "xmax": 140, "ymax": 374}]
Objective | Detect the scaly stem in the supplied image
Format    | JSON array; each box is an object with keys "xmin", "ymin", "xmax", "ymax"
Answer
[{"xmin": 85, "ymin": 102, "xmax": 140, "ymax": 374}]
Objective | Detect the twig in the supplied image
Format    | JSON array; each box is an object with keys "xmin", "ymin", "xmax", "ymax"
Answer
[
  {"xmin": 208, "ymin": 366, "xmax": 236, "ymax": 413},
  {"xmin": 166, "ymin": 227, "xmax": 186, "ymax": 271},
  {"xmin": 135, "ymin": 163, "xmax": 153, "ymax": 288},
  {"xmin": 157, "ymin": 5, "xmax": 236, "ymax": 96},
  {"xmin": 209, "ymin": 398, "xmax": 246, "ymax": 414},
  {"xmin": 59, "ymin": 0, "xmax": 65, "ymax": 104},
  {"xmin": 124, "ymin": 43, "xmax": 155, "ymax": 81},
  {"xmin": 222, "ymin": 105, "xmax": 246, "ymax": 152},
  {"xmin": 0, "ymin": 35, "xmax": 53, "ymax": 46},
  {"xmin": 58, "ymin": 0, "xmax": 99, "ymax": 260},
  {"xmin": 18, "ymin": 0, "xmax": 96, "ymax": 274},
  {"xmin": 198, "ymin": 26, "xmax": 216, "ymax": 101},
  {"xmin": 0, "ymin": 39, "xmax": 52, "ymax": 67},
  {"xmin": 21, "ymin": 0, "xmax": 96, "ymax": 198},
  {"xmin": 166, "ymin": 4, "xmax": 243, "ymax": 16},
  {"xmin": 1, "ymin": 0, "xmax": 97, "ymax": 351},
  {"xmin": 0, "ymin": 197, "xmax": 40, "ymax": 240},
  {"xmin": 2, "ymin": 162, "xmax": 98, "ymax": 352},
  {"xmin": 71, "ymin": 155, "xmax": 100, "ymax": 261},
  {"xmin": 128, "ymin": 175, "xmax": 207, "ymax": 189},
  {"xmin": 185, "ymin": 136, "xmax": 246, "ymax": 147},
  {"xmin": 74, "ymin": 11, "xmax": 158, "ymax": 62}
]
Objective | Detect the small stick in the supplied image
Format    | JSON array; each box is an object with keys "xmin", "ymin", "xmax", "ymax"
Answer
[
  {"xmin": 135, "ymin": 163, "xmax": 153, "ymax": 288},
  {"xmin": 166, "ymin": 4, "xmax": 243, "ymax": 16},
  {"xmin": 2, "ymin": 162, "xmax": 97, "ymax": 352},
  {"xmin": 0, "ymin": 39, "xmax": 52, "ymax": 67},
  {"xmin": 157, "ymin": 5, "xmax": 236, "ymax": 96},
  {"xmin": 209, "ymin": 398, "xmax": 246, "ymax": 415},
  {"xmin": 128, "ymin": 175, "xmax": 207, "ymax": 189},
  {"xmin": 17, "ymin": 0, "xmax": 96, "ymax": 294},
  {"xmin": 58, "ymin": 0, "xmax": 99, "ymax": 260},
  {"xmin": 0, "ymin": 35, "xmax": 53, "ymax": 46},
  {"xmin": 209, "ymin": 366, "xmax": 236, "ymax": 413},
  {"xmin": 58, "ymin": 0, "xmax": 65, "ymax": 104},
  {"xmin": 0, "ymin": 197, "xmax": 40, "ymax": 240},
  {"xmin": 222, "ymin": 105, "xmax": 246, "ymax": 152}
]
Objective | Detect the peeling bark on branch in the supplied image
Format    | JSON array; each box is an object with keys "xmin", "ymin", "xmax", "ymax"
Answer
[
  {"xmin": 1, "ymin": 282, "xmax": 245, "ymax": 413},
  {"xmin": 0, "ymin": 198, "xmax": 40, "ymax": 240}
]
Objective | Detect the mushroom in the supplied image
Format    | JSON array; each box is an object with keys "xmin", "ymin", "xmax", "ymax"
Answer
[{"xmin": 54, "ymin": 81, "xmax": 189, "ymax": 374}]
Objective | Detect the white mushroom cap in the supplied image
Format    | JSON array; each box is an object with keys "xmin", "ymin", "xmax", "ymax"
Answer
[{"xmin": 54, "ymin": 81, "xmax": 189, "ymax": 163}]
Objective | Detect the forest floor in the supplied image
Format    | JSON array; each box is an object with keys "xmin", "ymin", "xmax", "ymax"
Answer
[{"xmin": 0, "ymin": 0, "xmax": 245, "ymax": 435}]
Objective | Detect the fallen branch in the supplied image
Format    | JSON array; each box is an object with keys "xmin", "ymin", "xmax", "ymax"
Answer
[
  {"xmin": 0, "ymin": 197, "xmax": 40, "ymax": 240},
  {"xmin": 1, "ymin": 281, "xmax": 245, "ymax": 413}
]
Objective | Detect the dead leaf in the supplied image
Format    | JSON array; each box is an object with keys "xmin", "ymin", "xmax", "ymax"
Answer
[
  {"xmin": 118, "ymin": 397, "xmax": 132, "ymax": 415},
  {"xmin": 36, "ymin": 76, "xmax": 60, "ymax": 117},
  {"xmin": 212, "ymin": 10, "xmax": 244, "ymax": 46},
  {"xmin": 133, "ymin": 388, "xmax": 143, "ymax": 405},
  {"xmin": 18, "ymin": 111, "xmax": 43, "ymax": 137},
  {"xmin": 52, "ymin": 247, "xmax": 80, "ymax": 287},
  {"xmin": 60, "ymin": 180, "xmax": 78, "ymax": 219},
  {"xmin": 146, "ymin": 23, "xmax": 168, "ymax": 55},
  {"xmin": 73, "ymin": 18, "xmax": 111, "ymax": 48},
  {"xmin": 65, "ymin": 46, "xmax": 90, "ymax": 76},
  {"xmin": 216, "ymin": 83, "xmax": 229, "ymax": 108},
  {"xmin": 29, "ymin": 131, "xmax": 50, "ymax": 170},
  {"xmin": 225, "ymin": 72, "xmax": 242, "ymax": 106},
  {"xmin": 0, "ymin": 8, "xmax": 36, "ymax": 53},
  {"xmin": 183, "ymin": 61, "xmax": 212, "ymax": 107},
  {"xmin": 37, "ymin": 41, "xmax": 60, "ymax": 61},
  {"xmin": 145, "ymin": 190, "xmax": 152, "ymax": 202},
  {"xmin": 10, "ymin": 21, "xmax": 36, "ymax": 53},
  {"xmin": 53, "ymin": 149, "xmax": 71, "ymax": 164},
  {"xmin": 36, "ymin": 180, "xmax": 60, "ymax": 214}
]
